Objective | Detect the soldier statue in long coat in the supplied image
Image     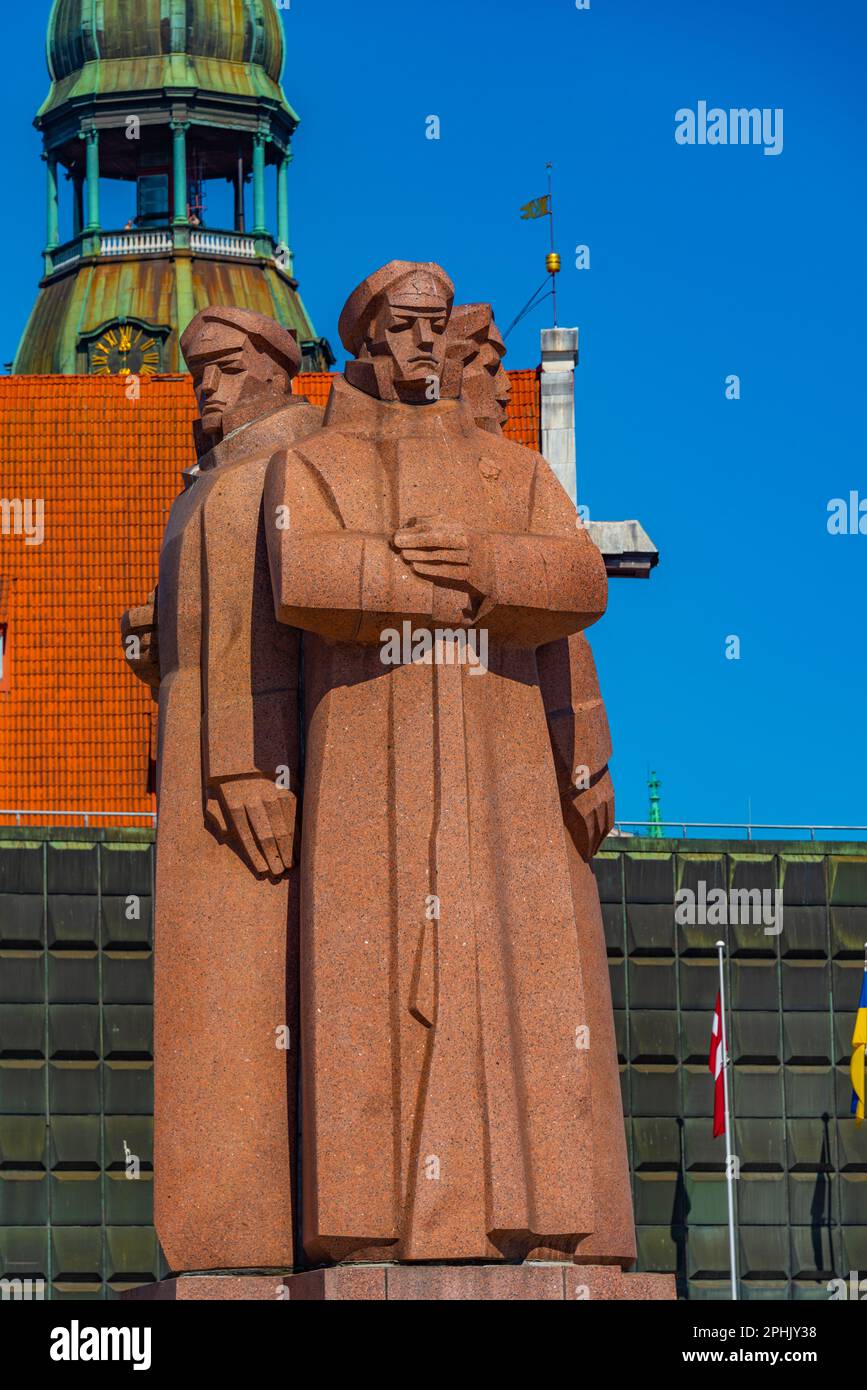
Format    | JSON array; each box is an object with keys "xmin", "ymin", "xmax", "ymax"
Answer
[
  {"xmin": 264, "ymin": 262, "xmax": 614, "ymax": 1263},
  {"xmin": 123, "ymin": 307, "xmax": 321, "ymax": 1272}
]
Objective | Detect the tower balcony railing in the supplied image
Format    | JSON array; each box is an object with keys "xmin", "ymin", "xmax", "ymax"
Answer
[
  {"xmin": 101, "ymin": 229, "xmax": 173, "ymax": 256},
  {"xmin": 190, "ymin": 229, "xmax": 257, "ymax": 259},
  {"xmin": 44, "ymin": 227, "xmax": 277, "ymax": 277},
  {"xmin": 49, "ymin": 236, "xmax": 82, "ymax": 271}
]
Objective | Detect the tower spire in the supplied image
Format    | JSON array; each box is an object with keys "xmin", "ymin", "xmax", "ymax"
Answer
[{"xmin": 15, "ymin": 0, "xmax": 332, "ymax": 375}]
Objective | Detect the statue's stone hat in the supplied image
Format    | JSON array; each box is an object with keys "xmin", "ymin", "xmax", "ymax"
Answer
[
  {"xmin": 448, "ymin": 302, "xmax": 493, "ymax": 343},
  {"xmin": 181, "ymin": 306, "xmax": 301, "ymax": 377},
  {"xmin": 447, "ymin": 302, "xmax": 506, "ymax": 367},
  {"xmin": 338, "ymin": 261, "xmax": 455, "ymax": 357}
]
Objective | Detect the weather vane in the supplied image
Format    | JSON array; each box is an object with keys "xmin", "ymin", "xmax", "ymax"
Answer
[{"xmin": 508, "ymin": 162, "xmax": 561, "ymax": 337}]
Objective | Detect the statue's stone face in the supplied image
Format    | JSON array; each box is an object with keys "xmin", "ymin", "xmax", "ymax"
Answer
[
  {"xmin": 492, "ymin": 362, "xmax": 511, "ymax": 423},
  {"xmin": 366, "ymin": 275, "xmax": 450, "ymax": 399},
  {"xmin": 471, "ymin": 340, "xmax": 510, "ymax": 426},
  {"xmin": 487, "ymin": 326, "xmax": 510, "ymax": 424},
  {"xmin": 447, "ymin": 309, "xmax": 510, "ymax": 431},
  {"xmin": 340, "ymin": 262, "xmax": 460, "ymax": 403},
  {"xmin": 374, "ymin": 295, "xmax": 449, "ymax": 381},
  {"xmin": 186, "ymin": 326, "xmax": 288, "ymax": 440},
  {"xmin": 473, "ymin": 337, "xmax": 502, "ymax": 377}
]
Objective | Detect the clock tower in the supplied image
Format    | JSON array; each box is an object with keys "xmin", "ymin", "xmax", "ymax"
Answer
[{"xmin": 14, "ymin": 0, "xmax": 331, "ymax": 375}]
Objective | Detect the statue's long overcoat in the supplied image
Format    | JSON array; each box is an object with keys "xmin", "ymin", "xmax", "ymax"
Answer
[
  {"xmin": 265, "ymin": 379, "xmax": 611, "ymax": 1262},
  {"xmin": 153, "ymin": 400, "xmax": 320, "ymax": 1272}
]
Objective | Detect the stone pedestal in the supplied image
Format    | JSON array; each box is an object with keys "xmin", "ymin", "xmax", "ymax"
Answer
[{"xmin": 123, "ymin": 1265, "xmax": 675, "ymax": 1301}]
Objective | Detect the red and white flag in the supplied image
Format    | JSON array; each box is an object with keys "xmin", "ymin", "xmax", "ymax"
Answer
[{"xmin": 708, "ymin": 991, "xmax": 726, "ymax": 1138}]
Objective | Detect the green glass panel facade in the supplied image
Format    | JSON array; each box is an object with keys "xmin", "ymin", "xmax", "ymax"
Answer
[
  {"xmin": 0, "ymin": 830, "xmax": 160, "ymax": 1299},
  {"xmin": 1, "ymin": 830, "xmax": 866, "ymax": 1298}
]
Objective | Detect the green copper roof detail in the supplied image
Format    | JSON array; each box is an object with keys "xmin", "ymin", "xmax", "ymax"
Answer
[
  {"xmin": 40, "ymin": 0, "xmax": 295, "ymax": 120},
  {"xmin": 47, "ymin": 0, "xmax": 284, "ymax": 81},
  {"xmin": 648, "ymin": 771, "xmax": 665, "ymax": 839}
]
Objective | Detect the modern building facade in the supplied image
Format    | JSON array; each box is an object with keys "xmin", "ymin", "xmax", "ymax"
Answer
[{"xmin": 1, "ymin": 831, "xmax": 865, "ymax": 1299}]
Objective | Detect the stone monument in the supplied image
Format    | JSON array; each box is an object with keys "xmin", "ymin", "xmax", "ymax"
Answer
[
  {"xmin": 124, "ymin": 272, "xmax": 674, "ymax": 1301},
  {"xmin": 122, "ymin": 306, "xmax": 321, "ymax": 1274}
]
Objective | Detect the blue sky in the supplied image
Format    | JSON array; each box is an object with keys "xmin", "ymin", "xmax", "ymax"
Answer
[{"xmin": 2, "ymin": 0, "xmax": 865, "ymax": 835}]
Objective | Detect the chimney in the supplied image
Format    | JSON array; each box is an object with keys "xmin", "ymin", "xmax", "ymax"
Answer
[{"xmin": 539, "ymin": 326, "xmax": 579, "ymax": 503}]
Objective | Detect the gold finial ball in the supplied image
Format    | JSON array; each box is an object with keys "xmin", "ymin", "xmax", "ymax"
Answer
[{"xmin": 546, "ymin": 252, "xmax": 561, "ymax": 274}]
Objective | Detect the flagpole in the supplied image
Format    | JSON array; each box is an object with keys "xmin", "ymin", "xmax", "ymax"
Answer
[
  {"xmin": 513, "ymin": 173, "xmax": 560, "ymax": 337},
  {"xmin": 716, "ymin": 939, "xmax": 739, "ymax": 1300},
  {"xmin": 546, "ymin": 162, "xmax": 557, "ymax": 327}
]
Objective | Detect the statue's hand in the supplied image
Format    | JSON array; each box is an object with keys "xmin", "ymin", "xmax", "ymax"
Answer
[
  {"xmin": 563, "ymin": 769, "xmax": 615, "ymax": 861},
  {"xmin": 205, "ymin": 775, "xmax": 297, "ymax": 877},
  {"xmin": 393, "ymin": 517, "xmax": 479, "ymax": 588},
  {"xmin": 121, "ymin": 590, "xmax": 160, "ymax": 689}
]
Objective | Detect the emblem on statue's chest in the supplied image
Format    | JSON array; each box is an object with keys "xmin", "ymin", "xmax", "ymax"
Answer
[{"xmin": 479, "ymin": 460, "xmax": 501, "ymax": 481}]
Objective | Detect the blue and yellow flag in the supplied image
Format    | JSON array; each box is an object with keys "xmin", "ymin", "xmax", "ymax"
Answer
[{"xmin": 851, "ymin": 969, "xmax": 867, "ymax": 1126}]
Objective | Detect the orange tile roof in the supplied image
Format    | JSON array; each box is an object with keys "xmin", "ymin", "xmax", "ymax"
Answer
[
  {"xmin": 0, "ymin": 369, "xmax": 540, "ymax": 825},
  {"xmin": 0, "ymin": 376, "xmax": 195, "ymax": 827},
  {"xmin": 501, "ymin": 370, "xmax": 541, "ymax": 448},
  {"xmin": 291, "ymin": 372, "xmax": 332, "ymax": 409}
]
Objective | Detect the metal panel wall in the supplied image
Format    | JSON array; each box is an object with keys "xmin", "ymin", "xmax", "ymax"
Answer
[
  {"xmin": 1, "ymin": 830, "xmax": 866, "ymax": 1299},
  {"xmin": 596, "ymin": 839, "xmax": 867, "ymax": 1300},
  {"xmin": 0, "ymin": 830, "xmax": 161, "ymax": 1299}
]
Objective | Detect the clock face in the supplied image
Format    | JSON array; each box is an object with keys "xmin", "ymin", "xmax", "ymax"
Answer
[{"xmin": 89, "ymin": 324, "xmax": 162, "ymax": 376}]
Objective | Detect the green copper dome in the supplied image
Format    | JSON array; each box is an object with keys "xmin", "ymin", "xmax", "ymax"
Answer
[
  {"xmin": 17, "ymin": 0, "xmax": 333, "ymax": 378},
  {"xmin": 41, "ymin": 0, "xmax": 292, "ymax": 118}
]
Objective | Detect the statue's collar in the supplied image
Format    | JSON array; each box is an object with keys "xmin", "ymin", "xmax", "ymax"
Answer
[
  {"xmin": 324, "ymin": 375, "xmax": 476, "ymax": 440},
  {"xmin": 182, "ymin": 401, "xmax": 306, "ymax": 487}
]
